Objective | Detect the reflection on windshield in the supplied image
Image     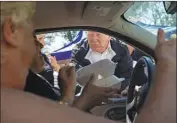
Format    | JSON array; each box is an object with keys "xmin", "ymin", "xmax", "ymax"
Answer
[
  {"xmin": 124, "ymin": 2, "xmax": 176, "ymax": 26},
  {"xmin": 124, "ymin": 2, "xmax": 176, "ymax": 38}
]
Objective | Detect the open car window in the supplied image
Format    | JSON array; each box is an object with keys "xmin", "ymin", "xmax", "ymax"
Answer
[
  {"xmin": 124, "ymin": 1, "xmax": 176, "ymax": 40},
  {"xmin": 35, "ymin": 29, "xmax": 154, "ymax": 121}
]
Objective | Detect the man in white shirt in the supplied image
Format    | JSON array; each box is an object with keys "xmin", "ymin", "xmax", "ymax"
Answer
[{"xmin": 72, "ymin": 31, "xmax": 133, "ymax": 91}]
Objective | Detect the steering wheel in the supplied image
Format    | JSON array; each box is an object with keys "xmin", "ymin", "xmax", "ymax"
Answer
[{"xmin": 126, "ymin": 56, "xmax": 155, "ymax": 123}]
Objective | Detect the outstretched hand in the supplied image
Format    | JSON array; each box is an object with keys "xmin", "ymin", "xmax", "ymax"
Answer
[
  {"xmin": 155, "ymin": 29, "xmax": 176, "ymax": 66},
  {"xmin": 134, "ymin": 29, "xmax": 176, "ymax": 123}
]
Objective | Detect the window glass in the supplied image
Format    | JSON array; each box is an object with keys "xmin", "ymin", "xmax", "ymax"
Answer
[{"xmin": 124, "ymin": 2, "xmax": 176, "ymax": 39}]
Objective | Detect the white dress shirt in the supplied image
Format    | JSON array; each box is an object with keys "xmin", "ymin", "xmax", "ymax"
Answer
[{"xmin": 53, "ymin": 71, "xmax": 59, "ymax": 89}]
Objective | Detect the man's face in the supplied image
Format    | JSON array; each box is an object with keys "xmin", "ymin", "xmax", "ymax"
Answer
[
  {"xmin": 87, "ymin": 31, "xmax": 111, "ymax": 53},
  {"xmin": 36, "ymin": 34, "xmax": 45, "ymax": 46},
  {"xmin": 31, "ymin": 37, "xmax": 43, "ymax": 66},
  {"xmin": 22, "ymin": 22, "xmax": 37, "ymax": 68},
  {"xmin": 1, "ymin": 20, "xmax": 36, "ymax": 89},
  {"xmin": 35, "ymin": 40, "xmax": 43, "ymax": 55},
  {"xmin": 127, "ymin": 45, "xmax": 135, "ymax": 55}
]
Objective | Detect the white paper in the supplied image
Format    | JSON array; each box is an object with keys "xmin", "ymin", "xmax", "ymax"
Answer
[
  {"xmin": 133, "ymin": 61, "xmax": 137, "ymax": 68},
  {"xmin": 77, "ymin": 59, "xmax": 117, "ymax": 86},
  {"xmin": 93, "ymin": 75, "xmax": 124, "ymax": 89}
]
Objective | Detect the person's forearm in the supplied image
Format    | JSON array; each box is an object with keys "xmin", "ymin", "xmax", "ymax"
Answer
[
  {"xmin": 72, "ymin": 95, "xmax": 89, "ymax": 111},
  {"xmin": 60, "ymin": 89, "xmax": 76, "ymax": 105},
  {"xmin": 72, "ymin": 94, "xmax": 95, "ymax": 112},
  {"xmin": 135, "ymin": 61, "xmax": 176, "ymax": 123},
  {"xmin": 60, "ymin": 84, "xmax": 77, "ymax": 105}
]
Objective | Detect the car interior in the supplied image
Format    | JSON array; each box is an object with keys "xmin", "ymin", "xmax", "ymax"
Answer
[{"xmin": 31, "ymin": 1, "xmax": 176, "ymax": 123}]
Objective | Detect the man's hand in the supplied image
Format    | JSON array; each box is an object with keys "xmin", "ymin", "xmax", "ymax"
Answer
[
  {"xmin": 155, "ymin": 29, "xmax": 176, "ymax": 67},
  {"xmin": 58, "ymin": 66, "xmax": 77, "ymax": 104},
  {"xmin": 134, "ymin": 29, "xmax": 176, "ymax": 123},
  {"xmin": 49, "ymin": 56, "xmax": 61, "ymax": 72},
  {"xmin": 73, "ymin": 74, "xmax": 120, "ymax": 111}
]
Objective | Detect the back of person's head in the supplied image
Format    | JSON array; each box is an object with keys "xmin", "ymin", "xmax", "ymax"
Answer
[
  {"xmin": 0, "ymin": 2, "xmax": 36, "ymax": 89},
  {"xmin": 0, "ymin": 2, "xmax": 35, "ymax": 32}
]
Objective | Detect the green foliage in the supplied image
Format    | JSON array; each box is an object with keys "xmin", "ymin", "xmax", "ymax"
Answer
[
  {"xmin": 44, "ymin": 33, "xmax": 56, "ymax": 45},
  {"xmin": 43, "ymin": 30, "xmax": 78, "ymax": 47},
  {"xmin": 60, "ymin": 30, "xmax": 78, "ymax": 42}
]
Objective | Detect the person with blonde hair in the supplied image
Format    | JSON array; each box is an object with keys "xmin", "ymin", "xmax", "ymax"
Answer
[
  {"xmin": 1, "ymin": 2, "xmax": 176, "ymax": 123},
  {"xmin": 0, "ymin": 1, "xmax": 77, "ymax": 105},
  {"xmin": 1, "ymin": 2, "xmax": 36, "ymax": 89}
]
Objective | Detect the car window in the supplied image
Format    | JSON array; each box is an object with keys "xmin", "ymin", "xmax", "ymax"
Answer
[
  {"xmin": 124, "ymin": 2, "xmax": 176, "ymax": 40},
  {"xmin": 34, "ymin": 30, "xmax": 154, "ymax": 121},
  {"xmin": 38, "ymin": 30, "xmax": 152, "ymax": 65}
]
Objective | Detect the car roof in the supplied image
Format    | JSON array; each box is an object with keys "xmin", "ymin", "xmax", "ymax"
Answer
[
  {"xmin": 34, "ymin": 1, "xmax": 157, "ymax": 51},
  {"xmin": 34, "ymin": 1, "xmax": 132, "ymax": 29}
]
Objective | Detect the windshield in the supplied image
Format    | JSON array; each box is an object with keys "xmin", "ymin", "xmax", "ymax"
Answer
[{"xmin": 124, "ymin": 2, "xmax": 176, "ymax": 39}]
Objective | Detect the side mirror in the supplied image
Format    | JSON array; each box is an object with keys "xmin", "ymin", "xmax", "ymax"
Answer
[{"xmin": 163, "ymin": 1, "xmax": 177, "ymax": 14}]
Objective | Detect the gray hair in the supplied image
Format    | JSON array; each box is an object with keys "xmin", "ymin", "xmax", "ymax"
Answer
[{"xmin": 0, "ymin": 2, "xmax": 36, "ymax": 27}]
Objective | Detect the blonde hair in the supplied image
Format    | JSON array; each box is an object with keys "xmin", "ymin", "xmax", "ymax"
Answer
[{"xmin": 0, "ymin": 2, "xmax": 36, "ymax": 27}]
